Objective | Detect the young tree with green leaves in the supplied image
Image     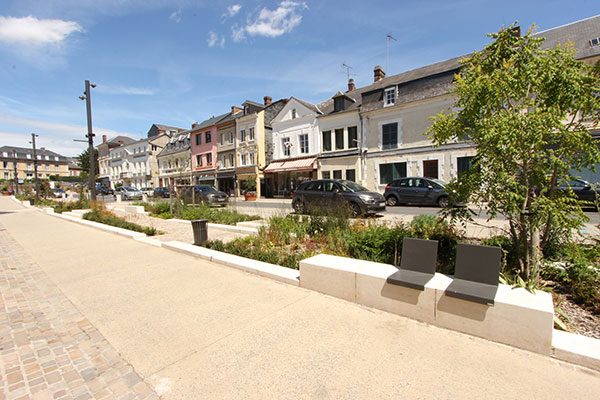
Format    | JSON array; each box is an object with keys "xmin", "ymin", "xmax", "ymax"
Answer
[
  {"xmin": 428, "ymin": 23, "xmax": 600, "ymax": 283},
  {"xmin": 76, "ymin": 148, "xmax": 99, "ymax": 176}
]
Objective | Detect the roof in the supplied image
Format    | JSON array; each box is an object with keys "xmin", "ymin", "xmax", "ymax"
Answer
[
  {"xmin": 0, "ymin": 146, "xmax": 69, "ymax": 161},
  {"xmin": 535, "ymin": 14, "xmax": 600, "ymax": 60},
  {"xmin": 157, "ymin": 131, "xmax": 191, "ymax": 157},
  {"xmin": 289, "ymin": 97, "xmax": 321, "ymax": 114},
  {"xmin": 216, "ymin": 110, "xmax": 243, "ymax": 126},
  {"xmin": 152, "ymin": 124, "xmax": 184, "ymax": 132},
  {"xmin": 194, "ymin": 112, "xmax": 230, "ymax": 130}
]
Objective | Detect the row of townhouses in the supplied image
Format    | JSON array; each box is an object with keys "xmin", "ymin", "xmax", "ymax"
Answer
[
  {"xmin": 0, "ymin": 146, "xmax": 82, "ymax": 182},
  {"xmin": 97, "ymin": 16, "xmax": 600, "ymax": 197}
]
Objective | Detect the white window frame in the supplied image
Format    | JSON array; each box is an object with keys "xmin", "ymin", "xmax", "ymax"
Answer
[
  {"xmin": 248, "ymin": 149, "xmax": 254, "ymax": 165},
  {"xmin": 249, "ymin": 128, "xmax": 254, "ymax": 141},
  {"xmin": 299, "ymin": 134, "xmax": 309, "ymax": 154},
  {"xmin": 240, "ymin": 129, "xmax": 246, "ymax": 142},
  {"xmin": 384, "ymin": 87, "xmax": 396, "ymax": 106},
  {"xmin": 282, "ymin": 137, "xmax": 291, "ymax": 157}
]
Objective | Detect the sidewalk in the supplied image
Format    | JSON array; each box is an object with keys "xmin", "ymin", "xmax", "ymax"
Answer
[{"xmin": 1, "ymin": 197, "xmax": 599, "ymax": 398}]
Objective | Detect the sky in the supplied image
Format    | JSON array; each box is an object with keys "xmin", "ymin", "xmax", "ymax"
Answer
[{"xmin": 0, "ymin": 0, "xmax": 598, "ymax": 157}]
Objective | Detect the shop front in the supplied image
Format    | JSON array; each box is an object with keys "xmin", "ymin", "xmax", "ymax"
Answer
[
  {"xmin": 194, "ymin": 172, "xmax": 217, "ymax": 187},
  {"xmin": 264, "ymin": 157, "xmax": 317, "ymax": 198},
  {"xmin": 216, "ymin": 170, "xmax": 236, "ymax": 196}
]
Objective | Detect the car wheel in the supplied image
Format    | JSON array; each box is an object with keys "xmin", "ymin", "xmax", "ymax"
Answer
[
  {"xmin": 348, "ymin": 202, "xmax": 362, "ymax": 218},
  {"xmin": 437, "ymin": 196, "xmax": 450, "ymax": 208},
  {"xmin": 293, "ymin": 200, "xmax": 305, "ymax": 214},
  {"xmin": 386, "ymin": 196, "xmax": 398, "ymax": 206}
]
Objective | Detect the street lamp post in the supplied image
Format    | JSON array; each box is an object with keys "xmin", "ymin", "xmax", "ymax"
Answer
[
  {"xmin": 79, "ymin": 80, "xmax": 97, "ymax": 201},
  {"xmin": 30, "ymin": 133, "xmax": 39, "ymax": 203}
]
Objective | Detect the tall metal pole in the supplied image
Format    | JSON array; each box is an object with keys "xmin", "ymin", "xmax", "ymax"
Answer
[
  {"xmin": 31, "ymin": 133, "xmax": 39, "ymax": 203},
  {"xmin": 84, "ymin": 80, "xmax": 96, "ymax": 201},
  {"xmin": 13, "ymin": 150, "xmax": 18, "ymax": 194}
]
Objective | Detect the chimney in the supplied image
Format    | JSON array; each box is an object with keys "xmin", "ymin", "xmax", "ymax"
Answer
[
  {"xmin": 347, "ymin": 78, "xmax": 355, "ymax": 92},
  {"xmin": 264, "ymin": 96, "xmax": 272, "ymax": 106},
  {"xmin": 102, "ymin": 135, "xmax": 107, "ymax": 143},
  {"xmin": 231, "ymin": 106, "xmax": 243, "ymax": 114},
  {"xmin": 40, "ymin": 147, "xmax": 46, "ymax": 151},
  {"xmin": 374, "ymin": 65, "xmax": 386, "ymax": 82},
  {"xmin": 192, "ymin": 122, "xmax": 199, "ymax": 129},
  {"xmin": 118, "ymin": 141, "xmax": 124, "ymax": 145}
]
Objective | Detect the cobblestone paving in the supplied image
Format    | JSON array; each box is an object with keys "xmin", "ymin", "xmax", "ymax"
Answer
[{"xmin": 0, "ymin": 222, "xmax": 158, "ymax": 400}]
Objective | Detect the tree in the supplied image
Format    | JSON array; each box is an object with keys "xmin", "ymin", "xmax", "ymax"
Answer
[
  {"xmin": 428, "ymin": 23, "xmax": 600, "ymax": 284},
  {"xmin": 77, "ymin": 148, "xmax": 99, "ymax": 177}
]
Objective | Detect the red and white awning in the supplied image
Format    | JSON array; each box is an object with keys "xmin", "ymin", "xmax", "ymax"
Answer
[{"xmin": 264, "ymin": 157, "xmax": 317, "ymax": 173}]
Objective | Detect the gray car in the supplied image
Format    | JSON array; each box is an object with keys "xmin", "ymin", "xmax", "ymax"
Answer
[
  {"xmin": 114, "ymin": 186, "xmax": 143, "ymax": 200},
  {"xmin": 292, "ymin": 179, "xmax": 386, "ymax": 217},
  {"xmin": 384, "ymin": 177, "xmax": 451, "ymax": 207}
]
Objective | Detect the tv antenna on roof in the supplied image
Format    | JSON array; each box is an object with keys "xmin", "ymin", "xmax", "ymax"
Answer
[
  {"xmin": 386, "ymin": 33, "xmax": 397, "ymax": 73},
  {"xmin": 341, "ymin": 63, "xmax": 356, "ymax": 81}
]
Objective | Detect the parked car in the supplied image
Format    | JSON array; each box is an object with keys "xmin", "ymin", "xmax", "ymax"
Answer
[
  {"xmin": 556, "ymin": 179, "xmax": 599, "ymax": 207},
  {"xmin": 154, "ymin": 187, "xmax": 171, "ymax": 198},
  {"xmin": 96, "ymin": 184, "xmax": 114, "ymax": 196},
  {"xmin": 140, "ymin": 187, "xmax": 154, "ymax": 197},
  {"xmin": 383, "ymin": 177, "xmax": 456, "ymax": 207},
  {"xmin": 180, "ymin": 185, "xmax": 229, "ymax": 207},
  {"xmin": 51, "ymin": 188, "xmax": 65, "ymax": 198},
  {"xmin": 292, "ymin": 179, "xmax": 385, "ymax": 217},
  {"xmin": 114, "ymin": 186, "xmax": 143, "ymax": 200}
]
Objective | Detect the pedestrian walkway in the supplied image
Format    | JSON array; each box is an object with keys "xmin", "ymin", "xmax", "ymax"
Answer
[
  {"xmin": 1, "ymin": 197, "xmax": 599, "ymax": 399},
  {"xmin": 0, "ymin": 220, "xmax": 157, "ymax": 400}
]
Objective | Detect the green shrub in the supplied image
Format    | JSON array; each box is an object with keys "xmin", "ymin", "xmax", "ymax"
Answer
[
  {"xmin": 83, "ymin": 209, "xmax": 157, "ymax": 236},
  {"xmin": 180, "ymin": 204, "xmax": 260, "ymax": 225}
]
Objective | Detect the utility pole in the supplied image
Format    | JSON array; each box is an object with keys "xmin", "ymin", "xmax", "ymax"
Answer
[
  {"xmin": 386, "ymin": 33, "xmax": 397, "ymax": 73},
  {"xmin": 13, "ymin": 150, "xmax": 18, "ymax": 194},
  {"xmin": 31, "ymin": 133, "xmax": 39, "ymax": 203},
  {"xmin": 80, "ymin": 80, "xmax": 97, "ymax": 201}
]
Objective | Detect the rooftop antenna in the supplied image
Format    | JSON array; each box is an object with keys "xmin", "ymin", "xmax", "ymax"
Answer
[
  {"xmin": 386, "ymin": 33, "xmax": 397, "ymax": 73},
  {"xmin": 342, "ymin": 63, "xmax": 356, "ymax": 81}
]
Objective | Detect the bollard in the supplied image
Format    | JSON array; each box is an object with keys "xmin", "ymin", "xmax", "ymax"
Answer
[
  {"xmin": 116, "ymin": 194, "xmax": 122, "ymax": 203},
  {"xmin": 142, "ymin": 193, "xmax": 148, "ymax": 202},
  {"xmin": 192, "ymin": 219, "xmax": 209, "ymax": 246}
]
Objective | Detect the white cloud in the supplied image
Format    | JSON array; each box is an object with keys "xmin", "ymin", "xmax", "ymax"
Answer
[
  {"xmin": 169, "ymin": 9, "xmax": 182, "ymax": 23},
  {"xmin": 242, "ymin": 1, "xmax": 307, "ymax": 39},
  {"xmin": 94, "ymin": 85, "xmax": 157, "ymax": 95},
  {"xmin": 207, "ymin": 31, "xmax": 225, "ymax": 48},
  {"xmin": 0, "ymin": 15, "xmax": 82, "ymax": 46},
  {"xmin": 226, "ymin": 4, "xmax": 242, "ymax": 17},
  {"xmin": 231, "ymin": 25, "xmax": 246, "ymax": 42}
]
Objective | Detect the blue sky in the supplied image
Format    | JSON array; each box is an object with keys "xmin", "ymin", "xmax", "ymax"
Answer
[{"xmin": 0, "ymin": 0, "xmax": 597, "ymax": 156}]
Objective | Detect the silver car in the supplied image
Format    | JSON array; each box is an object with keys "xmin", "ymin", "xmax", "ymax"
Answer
[{"xmin": 114, "ymin": 186, "xmax": 143, "ymax": 200}]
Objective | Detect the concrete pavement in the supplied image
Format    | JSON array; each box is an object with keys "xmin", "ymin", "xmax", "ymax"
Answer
[{"xmin": 1, "ymin": 197, "xmax": 599, "ymax": 399}]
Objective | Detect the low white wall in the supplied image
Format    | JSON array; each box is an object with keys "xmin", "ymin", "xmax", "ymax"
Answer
[{"xmin": 299, "ymin": 254, "xmax": 554, "ymax": 355}]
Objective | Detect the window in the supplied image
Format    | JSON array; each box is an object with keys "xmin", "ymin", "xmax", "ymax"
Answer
[
  {"xmin": 334, "ymin": 97, "xmax": 344, "ymax": 112},
  {"xmin": 196, "ymin": 155, "xmax": 203, "ymax": 166},
  {"xmin": 195, "ymin": 133, "xmax": 202, "ymax": 146},
  {"xmin": 335, "ymin": 129, "xmax": 344, "ymax": 150},
  {"xmin": 333, "ymin": 170, "xmax": 342, "ymax": 179},
  {"xmin": 305, "ymin": 181, "xmax": 323, "ymax": 191},
  {"xmin": 240, "ymin": 129, "xmax": 246, "ymax": 142},
  {"xmin": 348, "ymin": 126, "xmax": 358, "ymax": 148},
  {"xmin": 220, "ymin": 134, "xmax": 225, "ymax": 145},
  {"xmin": 45, "ymin": 155, "xmax": 49, "ymax": 160},
  {"xmin": 206, "ymin": 153, "xmax": 212, "ymax": 165},
  {"xmin": 27, "ymin": 154, "xmax": 31, "ymax": 159},
  {"xmin": 346, "ymin": 169, "xmax": 356, "ymax": 182},
  {"xmin": 228, "ymin": 132, "xmax": 234, "ymax": 143},
  {"xmin": 229, "ymin": 154, "xmax": 234, "ymax": 167},
  {"xmin": 221, "ymin": 155, "xmax": 226, "ymax": 168},
  {"xmin": 423, "ymin": 160, "xmax": 438, "ymax": 179},
  {"xmin": 299, "ymin": 134, "xmax": 309, "ymax": 154},
  {"xmin": 152, "ymin": 145, "xmax": 157, "ymax": 151},
  {"xmin": 590, "ymin": 37, "xmax": 600, "ymax": 47},
  {"xmin": 241, "ymin": 152, "xmax": 247, "ymax": 165},
  {"xmin": 2, "ymin": 161, "xmax": 7, "ymax": 168},
  {"xmin": 384, "ymin": 87, "xmax": 396, "ymax": 106},
  {"xmin": 27, "ymin": 163, "xmax": 32, "ymax": 170},
  {"xmin": 322, "ymin": 131, "xmax": 331, "ymax": 151},
  {"xmin": 249, "ymin": 128, "xmax": 254, "ymax": 141},
  {"xmin": 249, "ymin": 149, "xmax": 254, "ymax": 165},
  {"xmin": 292, "ymin": 109, "xmax": 297, "ymax": 119},
  {"xmin": 379, "ymin": 162, "xmax": 407, "ymax": 184},
  {"xmin": 457, "ymin": 156, "xmax": 475, "ymax": 177},
  {"xmin": 55, "ymin": 156, "xmax": 59, "ymax": 161},
  {"xmin": 382, "ymin": 123, "xmax": 398, "ymax": 149},
  {"xmin": 282, "ymin": 138, "xmax": 291, "ymax": 157},
  {"xmin": 3, "ymin": 172, "xmax": 8, "ymax": 179},
  {"xmin": 206, "ymin": 131, "xmax": 212, "ymax": 143},
  {"xmin": 2, "ymin": 152, "xmax": 6, "ymax": 157},
  {"xmin": 322, "ymin": 171, "xmax": 331, "ymax": 179}
]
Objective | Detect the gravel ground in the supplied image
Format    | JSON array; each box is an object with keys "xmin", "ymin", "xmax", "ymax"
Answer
[
  {"xmin": 111, "ymin": 209, "xmax": 253, "ymax": 244},
  {"xmin": 555, "ymin": 295, "xmax": 600, "ymax": 339}
]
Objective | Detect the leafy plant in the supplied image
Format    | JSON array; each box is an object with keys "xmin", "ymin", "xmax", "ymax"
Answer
[{"xmin": 83, "ymin": 209, "xmax": 158, "ymax": 236}]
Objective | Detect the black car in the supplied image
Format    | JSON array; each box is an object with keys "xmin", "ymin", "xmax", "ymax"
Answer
[
  {"xmin": 154, "ymin": 187, "xmax": 171, "ymax": 198},
  {"xmin": 558, "ymin": 179, "xmax": 599, "ymax": 206},
  {"xmin": 291, "ymin": 179, "xmax": 385, "ymax": 217},
  {"xmin": 96, "ymin": 184, "xmax": 114, "ymax": 196},
  {"xmin": 180, "ymin": 185, "xmax": 229, "ymax": 207},
  {"xmin": 384, "ymin": 177, "xmax": 451, "ymax": 207}
]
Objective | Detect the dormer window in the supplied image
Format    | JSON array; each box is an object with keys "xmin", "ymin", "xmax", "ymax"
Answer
[
  {"xmin": 384, "ymin": 87, "xmax": 396, "ymax": 106},
  {"xmin": 590, "ymin": 37, "xmax": 600, "ymax": 47},
  {"xmin": 334, "ymin": 97, "xmax": 344, "ymax": 112}
]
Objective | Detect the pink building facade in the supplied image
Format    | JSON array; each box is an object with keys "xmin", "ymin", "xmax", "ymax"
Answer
[{"xmin": 190, "ymin": 113, "xmax": 227, "ymax": 186}]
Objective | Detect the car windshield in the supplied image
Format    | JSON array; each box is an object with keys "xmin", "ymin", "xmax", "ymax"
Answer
[
  {"xmin": 430, "ymin": 178, "xmax": 447, "ymax": 187},
  {"xmin": 338, "ymin": 180, "xmax": 368, "ymax": 192}
]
